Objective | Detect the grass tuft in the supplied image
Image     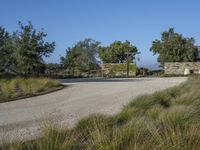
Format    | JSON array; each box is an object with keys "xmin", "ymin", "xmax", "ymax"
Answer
[{"xmin": 0, "ymin": 78, "xmax": 63, "ymax": 103}]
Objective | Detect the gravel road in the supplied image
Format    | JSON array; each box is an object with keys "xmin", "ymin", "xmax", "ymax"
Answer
[{"xmin": 0, "ymin": 77, "xmax": 187, "ymax": 141}]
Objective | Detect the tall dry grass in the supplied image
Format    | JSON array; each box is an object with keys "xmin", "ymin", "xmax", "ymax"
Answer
[{"xmin": 0, "ymin": 78, "xmax": 63, "ymax": 103}]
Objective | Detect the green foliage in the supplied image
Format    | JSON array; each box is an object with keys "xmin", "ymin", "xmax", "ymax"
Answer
[
  {"xmin": 149, "ymin": 70, "xmax": 164, "ymax": 77},
  {"xmin": 150, "ymin": 28, "xmax": 197, "ymax": 66},
  {"xmin": 0, "ymin": 22, "xmax": 55, "ymax": 76},
  {"xmin": 0, "ymin": 78, "xmax": 62, "ymax": 103},
  {"xmin": 105, "ymin": 63, "xmax": 136, "ymax": 72},
  {"xmin": 137, "ymin": 67, "xmax": 149, "ymax": 75},
  {"xmin": 13, "ymin": 22, "xmax": 55, "ymax": 75},
  {"xmin": 60, "ymin": 39, "xmax": 100, "ymax": 77},
  {"xmin": 45, "ymin": 63, "xmax": 63, "ymax": 77},
  {"xmin": 99, "ymin": 40, "xmax": 138, "ymax": 63},
  {"xmin": 103, "ymin": 63, "xmax": 136, "ymax": 77},
  {"xmin": 0, "ymin": 27, "xmax": 15, "ymax": 73}
]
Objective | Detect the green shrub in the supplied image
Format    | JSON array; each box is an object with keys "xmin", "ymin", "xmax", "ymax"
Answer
[{"xmin": 103, "ymin": 63, "xmax": 136, "ymax": 77}]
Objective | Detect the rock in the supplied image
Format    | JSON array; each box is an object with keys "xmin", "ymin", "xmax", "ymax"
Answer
[{"xmin": 184, "ymin": 68, "xmax": 190, "ymax": 75}]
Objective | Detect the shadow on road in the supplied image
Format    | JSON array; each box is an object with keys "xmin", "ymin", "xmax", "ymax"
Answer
[{"xmin": 59, "ymin": 78, "xmax": 153, "ymax": 84}]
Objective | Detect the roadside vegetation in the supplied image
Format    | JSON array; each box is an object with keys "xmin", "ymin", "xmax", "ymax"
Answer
[
  {"xmin": 1, "ymin": 76, "xmax": 200, "ymax": 149},
  {"xmin": 0, "ymin": 22, "xmax": 140, "ymax": 78},
  {"xmin": 0, "ymin": 78, "xmax": 63, "ymax": 103},
  {"xmin": 1, "ymin": 22, "xmax": 199, "ymax": 78}
]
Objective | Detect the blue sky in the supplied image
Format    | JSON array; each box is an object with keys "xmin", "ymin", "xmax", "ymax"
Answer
[{"xmin": 1, "ymin": 0, "xmax": 200, "ymax": 67}]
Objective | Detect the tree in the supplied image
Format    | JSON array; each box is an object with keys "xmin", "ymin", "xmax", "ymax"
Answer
[
  {"xmin": 150, "ymin": 28, "xmax": 197, "ymax": 66},
  {"xmin": 45, "ymin": 63, "xmax": 63, "ymax": 76},
  {"xmin": 0, "ymin": 26, "xmax": 14, "ymax": 73},
  {"xmin": 13, "ymin": 22, "xmax": 55, "ymax": 75},
  {"xmin": 60, "ymin": 39, "xmax": 100, "ymax": 76},
  {"xmin": 99, "ymin": 40, "xmax": 138, "ymax": 63}
]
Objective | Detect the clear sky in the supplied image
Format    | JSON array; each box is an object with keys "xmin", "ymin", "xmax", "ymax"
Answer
[{"xmin": 1, "ymin": 0, "xmax": 200, "ymax": 67}]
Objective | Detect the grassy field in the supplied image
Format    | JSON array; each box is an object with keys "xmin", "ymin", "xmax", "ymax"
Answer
[
  {"xmin": 1, "ymin": 76, "xmax": 200, "ymax": 149},
  {"xmin": 0, "ymin": 78, "xmax": 63, "ymax": 103}
]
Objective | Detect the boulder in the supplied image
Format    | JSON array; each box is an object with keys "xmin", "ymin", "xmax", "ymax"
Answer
[{"xmin": 184, "ymin": 68, "xmax": 190, "ymax": 75}]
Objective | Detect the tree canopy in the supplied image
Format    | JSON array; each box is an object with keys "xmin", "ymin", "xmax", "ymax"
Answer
[
  {"xmin": 99, "ymin": 40, "xmax": 138, "ymax": 63},
  {"xmin": 60, "ymin": 39, "xmax": 100, "ymax": 76},
  {"xmin": 0, "ymin": 27, "xmax": 14, "ymax": 73},
  {"xmin": 150, "ymin": 28, "xmax": 197, "ymax": 66},
  {"xmin": 13, "ymin": 22, "xmax": 55, "ymax": 75},
  {"xmin": 0, "ymin": 22, "xmax": 55, "ymax": 75}
]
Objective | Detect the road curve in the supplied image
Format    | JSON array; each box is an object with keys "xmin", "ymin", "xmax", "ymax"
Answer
[{"xmin": 0, "ymin": 77, "xmax": 187, "ymax": 140}]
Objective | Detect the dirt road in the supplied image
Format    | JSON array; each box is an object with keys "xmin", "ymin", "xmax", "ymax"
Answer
[{"xmin": 0, "ymin": 77, "xmax": 187, "ymax": 140}]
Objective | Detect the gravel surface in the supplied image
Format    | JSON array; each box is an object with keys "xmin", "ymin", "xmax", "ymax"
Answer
[{"xmin": 0, "ymin": 77, "xmax": 187, "ymax": 141}]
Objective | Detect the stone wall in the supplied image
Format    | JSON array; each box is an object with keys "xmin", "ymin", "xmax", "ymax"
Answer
[{"xmin": 164, "ymin": 62, "xmax": 200, "ymax": 75}]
